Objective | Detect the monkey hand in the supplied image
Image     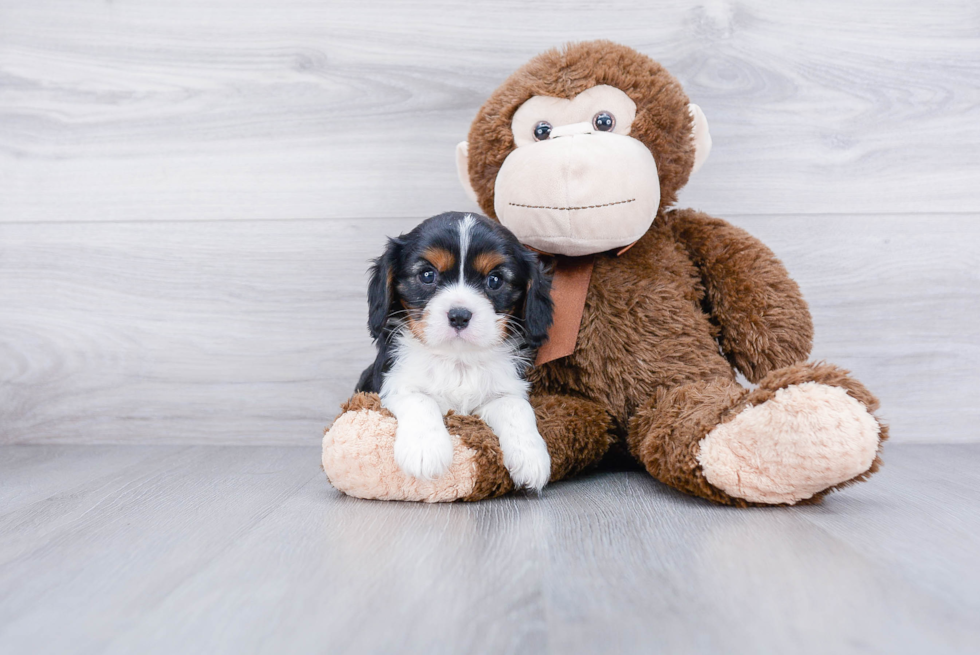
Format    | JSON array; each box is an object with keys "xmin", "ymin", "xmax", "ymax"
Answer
[{"xmin": 322, "ymin": 393, "xmax": 517, "ymax": 503}]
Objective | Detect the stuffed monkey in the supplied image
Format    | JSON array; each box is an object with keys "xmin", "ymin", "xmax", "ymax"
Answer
[{"xmin": 323, "ymin": 41, "xmax": 886, "ymax": 506}]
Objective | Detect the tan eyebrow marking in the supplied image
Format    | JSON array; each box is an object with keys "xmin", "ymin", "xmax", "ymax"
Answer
[
  {"xmin": 421, "ymin": 247, "xmax": 455, "ymax": 273},
  {"xmin": 473, "ymin": 251, "xmax": 506, "ymax": 276}
]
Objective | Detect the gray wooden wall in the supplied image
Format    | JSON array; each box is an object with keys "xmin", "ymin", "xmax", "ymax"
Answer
[{"xmin": 1, "ymin": 0, "xmax": 978, "ymax": 445}]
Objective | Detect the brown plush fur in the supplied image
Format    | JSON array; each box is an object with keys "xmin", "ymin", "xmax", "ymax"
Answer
[
  {"xmin": 448, "ymin": 412, "xmax": 515, "ymax": 501},
  {"xmin": 461, "ymin": 41, "xmax": 886, "ymax": 505},
  {"xmin": 666, "ymin": 210, "xmax": 814, "ymax": 383},
  {"xmin": 338, "ymin": 391, "xmax": 387, "ymax": 415},
  {"xmin": 527, "ymin": 204, "xmax": 816, "ymax": 438},
  {"xmin": 628, "ymin": 378, "xmax": 751, "ymax": 506},
  {"xmin": 531, "ymin": 393, "xmax": 615, "ymax": 480}
]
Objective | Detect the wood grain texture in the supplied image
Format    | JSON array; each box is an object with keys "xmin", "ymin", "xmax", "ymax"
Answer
[
  {"xmin": 1, "ymin": 214, "xmax": 977, "ymax": 445},
  {"xmin": 1, "ymin": 1, "xmax": 978, "ymax": 446},
  {"xmin": 1, "ymin": 0, "xmax": 979, "ymax": 222},
  {"xmin": 0, "ymin": 443, "xmax": 978, "ymax": 654}
]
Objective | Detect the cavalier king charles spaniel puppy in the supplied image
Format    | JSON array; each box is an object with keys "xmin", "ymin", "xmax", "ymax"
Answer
[{"xmin": 356, "ymin": 212, "xmax": 554, "ymax": 490}]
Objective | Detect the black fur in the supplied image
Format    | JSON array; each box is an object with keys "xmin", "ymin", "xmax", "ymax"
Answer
[
  {"xmin": 354, "ymin": 212, "xmax": 554, "ymax": 394},
  {"xmin": 366, "ymin": 237, "xmax": 402, "ymax": 341},
  {"xmin": 521, "ymin": 254, "xmax": 554, "ymax": 350},
  {"xmin": 357, "ymin": 237, "xmax": 401, "ymax": 393}
]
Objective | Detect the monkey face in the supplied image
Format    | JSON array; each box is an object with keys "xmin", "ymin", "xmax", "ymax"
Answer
[
  {"xmin": 457, "ymin": 41, "xmax": 712, "ymax": 257},
  {"xmin": 493, "ymin": 85, "xmax": 660, "ymax": 257}
]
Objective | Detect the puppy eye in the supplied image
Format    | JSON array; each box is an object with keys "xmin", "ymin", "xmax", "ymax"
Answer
[
  {"xmin": 486, "ymin": 273, "xmax": 503, "ymax": 290},
  {"xmin": 533, "ymin": 121, "xmax": 552, "ymax": 141},
  {"xmin": 418, "ymin": 269, "xmax": 437, "ymax": 285},
  {"xmin": 592, "ymin": 111, "xmax": 615, "ymax": 132}
]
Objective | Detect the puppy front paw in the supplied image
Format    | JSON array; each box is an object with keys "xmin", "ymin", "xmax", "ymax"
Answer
[
  {"xmin": 502, "ymin": 437, "xmax": 551, "ymax": 492},
  {"xmin": 394, "ymin": 421, "xmax": 454, "ymax": 481}
]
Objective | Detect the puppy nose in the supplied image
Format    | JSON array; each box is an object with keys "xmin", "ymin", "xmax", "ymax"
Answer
[{"xmin": 447, "ymin": 307, "xmax": 472, "ymax": 330}]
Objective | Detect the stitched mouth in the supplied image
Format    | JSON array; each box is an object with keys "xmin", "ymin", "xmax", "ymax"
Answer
[{"xmin": 508, "ymin": 198, "xmax": 636, "ymax": 211}]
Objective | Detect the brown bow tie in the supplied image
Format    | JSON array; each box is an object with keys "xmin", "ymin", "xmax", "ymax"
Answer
[
  {"xmin": 534, "ymin": 255, "xmax": 595, "ymax": 365},
  {"xmin": 531, "ymin": 240, "xmax": 637, "ymax": 366}
]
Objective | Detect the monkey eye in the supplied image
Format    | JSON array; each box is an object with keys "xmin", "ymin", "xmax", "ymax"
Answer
[
  {"xmin": 486, "ymin": 272, "xmax": 503, "ymax": 290},
  {"xmin": 418, "ymin": 269, "xmax": 437, "ymax": 285},
  {"xmin": 533, "ymin": 121, "xmax": 553, "ymax": 141},
  {"xmin": 592, "ymin": 111, "xmax": 615, "ymax": 132}
]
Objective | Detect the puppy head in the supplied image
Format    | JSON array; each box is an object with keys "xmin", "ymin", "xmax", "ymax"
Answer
[{"xmin": 367, "ymin": 212, "xmax": 553, "ymax": 352}]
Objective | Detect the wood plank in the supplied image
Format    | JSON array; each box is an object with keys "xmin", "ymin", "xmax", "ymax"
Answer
[
  {"xmin": 795, "ymin": 444, "xmax": 980, "ymax": 616},
  {"xmin": 104, "ymin": 481, "xmax": 548, "ymax": 655},
  {"xmin": 1, "ymin": 1, "xmax": 978, "ymax": 222},
  {"xmin": 0, "ymin": 446, "xmax": 191, "ymax": 565},
  {"xmin": 0, "ymin": 446, "xmax": 319, "ymax": 651},
  {"xmin": 0, "ymin": 444, "xmax": 977, "ymax": 654},
  {"xmin": 0, "ymin": 218, "xmax": 398, "ymax": 445},
  {"xmin": 1, "ymin": 214, "xmax": 977, "ymax": 445},
  {"xmin": 540, "ymin": 469, "xmax": 979, "ymax": 654},
  {"xmin": 0, "ymin": 444, "xmax": 179, "ymax": 515}
]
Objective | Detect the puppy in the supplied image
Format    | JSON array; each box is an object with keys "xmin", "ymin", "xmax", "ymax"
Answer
[{"xmin": 355, "ymin": 212, "xmax": 554, "ymax": 490}]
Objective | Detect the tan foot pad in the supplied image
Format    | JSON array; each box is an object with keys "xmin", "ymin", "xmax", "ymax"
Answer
[
  {"xmin": 697, "ymin": 382, "xmax": 881, "ymax": 505},
  {"xmin": 322, "ymin": 394, "xmax": 513, "ymax": 503}
]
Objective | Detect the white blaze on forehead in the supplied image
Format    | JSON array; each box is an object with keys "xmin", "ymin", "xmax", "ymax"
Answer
[{"xmin": 458, "ymin": 214, "xmax": 476, "ymax": 280}]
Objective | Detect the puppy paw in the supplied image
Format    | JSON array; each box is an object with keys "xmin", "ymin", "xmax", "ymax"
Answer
[
  {"xmin": 502, "ymin": 436, "xmax": 551, "ymax": 492},
  {"xmin": 394, "ymin": 421, "xmax": 454, "ymax": 481}
]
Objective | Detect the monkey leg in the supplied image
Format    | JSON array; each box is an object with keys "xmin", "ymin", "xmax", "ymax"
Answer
[
  {"xmin": 323, "ymin": 392, "xmax": 613, "ymax": 502},
  {"xmin": 530, "ymin": 392, "xmax": 615, "ymax": 482},
  {"xmin": 627, "ymin": 362, "xmax": 887, "ymax": 506}
]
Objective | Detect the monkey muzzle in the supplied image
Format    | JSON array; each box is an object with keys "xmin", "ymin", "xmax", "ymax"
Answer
[{"xmin": 493, "ymin": 126, "xmax": 661, "ymax": 257}]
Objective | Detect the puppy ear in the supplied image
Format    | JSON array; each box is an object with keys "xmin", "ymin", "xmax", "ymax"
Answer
[
  {"xmin": 367, "ymin": 237, "xmax": 401, "ymax": 341},
  {"xmin": 522, "ymin": 255, "xmax": 554, "ymax": 350}
]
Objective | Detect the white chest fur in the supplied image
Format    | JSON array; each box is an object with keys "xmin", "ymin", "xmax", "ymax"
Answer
[{"xmin": 380, "ymin": 331, "xmax": 529, "ymax": 415}]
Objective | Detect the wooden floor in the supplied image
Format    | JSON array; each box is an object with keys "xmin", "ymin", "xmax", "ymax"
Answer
[{"xmin": 1, "ymin": 443, "xmax": 978, "ymax": 654}]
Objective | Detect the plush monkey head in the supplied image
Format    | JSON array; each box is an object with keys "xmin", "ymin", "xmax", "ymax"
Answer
[{"xmin": 456, "ymin": 41, "xmax": 711, "ymax": 257}]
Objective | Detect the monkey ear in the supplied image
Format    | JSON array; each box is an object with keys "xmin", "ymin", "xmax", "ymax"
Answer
[
  {"xmin": 455, "ymin": 141, "xmax": 479, "ymax": 204},
  {"xmin": 689, "ymin": 104, "xmax": 712, "ymax": 175}
]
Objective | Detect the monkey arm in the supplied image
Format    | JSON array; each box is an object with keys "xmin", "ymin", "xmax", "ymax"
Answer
[{"xmin": 663, "ymin": 208, "xmax": 813, "ymax": 383}]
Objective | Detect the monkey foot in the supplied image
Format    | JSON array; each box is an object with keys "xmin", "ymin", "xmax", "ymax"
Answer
[
  {"xmin": 322, "ymin": 393, "xmax": 513, "ymax": 503},
  {"xmin": 697, "ymin": 381, "xmax": 882, "ymax": 505}
]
